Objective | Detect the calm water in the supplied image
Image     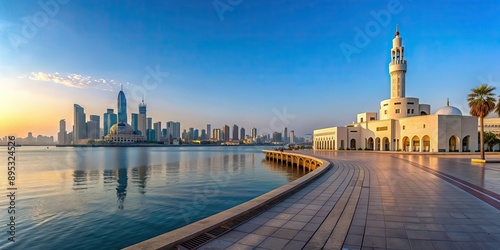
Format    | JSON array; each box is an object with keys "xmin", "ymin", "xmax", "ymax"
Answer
[{"xmin": 0, "ymin": 146, "xmax": 305, "ymax": 250}]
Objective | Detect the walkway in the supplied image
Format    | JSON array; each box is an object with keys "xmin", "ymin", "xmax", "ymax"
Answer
[{"xmin": 200, "ymin": 151, "xmax": 500, "ymax": 250}]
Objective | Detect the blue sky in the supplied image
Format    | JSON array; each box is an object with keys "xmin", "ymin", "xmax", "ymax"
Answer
[{"xmin": 1, "ymin": 0, "xmax": 500, "ymax": 137}]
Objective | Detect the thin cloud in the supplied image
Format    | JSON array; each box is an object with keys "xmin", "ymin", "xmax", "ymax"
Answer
[{"xmin": 26, "ymin": 72, "xmax": 132, "ymax": 91}]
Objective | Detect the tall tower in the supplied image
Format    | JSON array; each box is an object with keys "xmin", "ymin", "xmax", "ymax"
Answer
[
  {"xmin": 138, "ymin": 96, "xmax": 147, "ymax": 136},
  {"xmin": 117, "ymin": 85, "xmax": 127, "ymax": 123},
  {"xmin": 73, "ymin": 104, "xmax": 86, "ymax": 143},
  {"xmin": 389, "ymin": 25, "xmax": 407, "ymax": 99}
]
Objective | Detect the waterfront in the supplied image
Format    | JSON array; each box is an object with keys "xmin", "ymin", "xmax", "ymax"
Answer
[{"xmin": 0, "ymin": 146, "xmax": 305, "ymax": 250}]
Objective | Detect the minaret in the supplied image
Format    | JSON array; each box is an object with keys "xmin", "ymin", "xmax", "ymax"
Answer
[{"xmin": 389, "ymin": 25, "xmax": 407, "ymax": 99}]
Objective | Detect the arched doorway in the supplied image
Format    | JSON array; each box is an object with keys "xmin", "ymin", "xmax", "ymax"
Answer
[
  {"xmin": 422, "ymin": 135, "xmax": 430, "ymax": 152},
  {"xmin": 449, "ymin": 136, "xmax": 459, "ymax": 152},
  {"xmin": 368, "ymin": 137, "xmax": 374, "ymax": 150},
  {"xmin": 375, "ymin": 138, "xmax": 381, "ymax": 151},
  {"xmin": 402, "ymin": 136, "xmax": 410, "ymax": 152},
  {"xmin": 412, "ymin": 136, "xmax": 420, "ymax": 152},
  {"xmin": 340, "ymin": 140, "xmax": 344, "ymax": 150},
  {"xmin": 383, "ymin": 137, "xmax": 390, "ymax": 151},
  {"xmin": 350, "ymin": 139, "xmax": 356, "ymax": 150},
  {"xmin": 462, "ymin": 136, "xmax": 470, "ymax": 152}
]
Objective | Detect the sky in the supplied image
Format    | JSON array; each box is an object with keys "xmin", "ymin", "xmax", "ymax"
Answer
[{"xmin": 1, "ymin": 0, "xmax": 500, "ymax": 138}]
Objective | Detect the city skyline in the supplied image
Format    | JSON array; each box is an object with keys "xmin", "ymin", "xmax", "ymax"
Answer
[{"xmin": 1, "ymin": 1, "xmax": 499, "ymax": 138}]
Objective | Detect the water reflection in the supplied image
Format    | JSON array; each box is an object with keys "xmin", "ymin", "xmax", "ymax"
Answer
[{"xmin": 261, "ymin": 159, "xmax": 308, "ymax": 182}]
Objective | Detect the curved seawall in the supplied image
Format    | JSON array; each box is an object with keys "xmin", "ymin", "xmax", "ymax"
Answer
[{"xmin": 125, "ymin": 150, "xmax": 331, "ymax": 250}]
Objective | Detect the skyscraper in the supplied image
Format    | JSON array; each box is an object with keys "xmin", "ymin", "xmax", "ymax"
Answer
[
  {"xmin": 117, "ymin": 86, "xmax": 127, "ymax": 123},
  {"xmin": 272, "ymin": 132, "xmax": 282, "ymax": 143},
  {"xmin": 138, "ymin": 97, "xmax": 147, "ymax": 136},
  {"xmin": 252, "ymin": 127, "xmax": 257, "ymax": 139},
  {"xmin": 283, "ymin": 127, "xmax": 288, "ymax": 144},
  {"xmin": 73, "ymin": 104, "xmax": 86, "ymax": 144},
  {"xmin": 207, "ymin": 124, "xmax": 211, "ymax": 139},
  {"xmin": 103, "ymin": 109, "xmax": 117, "ymax": 137},
  {"xmin": 88, "ymin": 115, "xmax": 100, "ymax": 139},
  {"xmin": 240, "ymin": 127, "xmax": 245, "ymax": 141},
  {"xmin": 58, "ymin": 119, "xmax": 67, "ymax": 144},
  {"xmin": 194, "ymin": 129, "xmax": 199, "ymax": 140},
  {"xmin": 147, "ymin": 117, "xmax": 153, "ymax": 130},
  {"xmin": 139, "ymin": 96, "xmax": 147, "ymax": 115},
  {"xmin": 153, "ymin": 122, "xmax": 162, "ymax": 141},
  {"xmin": 213, "ymin": 128, "xmax": 221, "ymax": 141},
  {"xmin": 232, "ymin": 124, "xmax": 239, "ymax": 141},
  {"xmin": 290, "ymin": 130, "xmax": 295, "ymax": 144},
  {"xmin": 188, "ymin": 128, "xmax": 194, "ymax": 141},
  {"xmin": 201, "ymin": 129, "xmax": 206, "ymax": 139},
  {"xmin": 222, "ymin": 125, "xmax": 230, "ymax": 141},
  {"xmin": 131, "ymin": 113, "xmax": 138, "ymax": 133}
]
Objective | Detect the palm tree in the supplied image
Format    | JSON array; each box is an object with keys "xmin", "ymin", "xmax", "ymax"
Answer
[
  {"xmin": 484, "ymin": 131, "xmax": 499, "ymax": 151},
  {"xmin": 468, "ymin": 84, "xmax": 496, "ymax": 160}
]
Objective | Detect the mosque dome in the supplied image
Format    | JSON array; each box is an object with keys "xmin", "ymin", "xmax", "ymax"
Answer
[
  {"xmin": 435, "ymin": 99, "xmax": 462, "ymax": 116},
  {"xmin": 109, "ymin": 122, "xmax": 135, "ymax": 135}
]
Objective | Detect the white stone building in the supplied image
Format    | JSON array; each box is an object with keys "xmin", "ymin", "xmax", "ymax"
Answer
[{"xmin": 314, "ymin": 26, "xmax": 478, "ymax": 152}]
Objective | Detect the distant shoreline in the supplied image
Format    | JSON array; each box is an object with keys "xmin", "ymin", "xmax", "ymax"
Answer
[{"xmin": 53, "ymin": 144, "xmax": 277, "ymax": 148}]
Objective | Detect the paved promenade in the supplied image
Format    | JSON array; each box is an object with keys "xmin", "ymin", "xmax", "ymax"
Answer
[{"xmin": 200, "ymin": 151, "xmax": 500, "ymax": 250}]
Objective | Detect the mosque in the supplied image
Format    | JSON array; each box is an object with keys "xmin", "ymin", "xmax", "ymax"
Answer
[
  {"xmin": 313, "ymin": 26, "xmax": 478, "ymax": 152},
  {"xmin": 104, "ymin": 87, "xmax": 145, "ymax": 143}
]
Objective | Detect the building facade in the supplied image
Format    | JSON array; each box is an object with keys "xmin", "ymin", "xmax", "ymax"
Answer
[{"xmin": 313, "ymin": 26, "xmax": 478, "ymax": 153}]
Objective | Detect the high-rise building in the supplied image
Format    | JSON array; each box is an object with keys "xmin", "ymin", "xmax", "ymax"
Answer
[
  {"xmin": 162, "ymin": 128, "xmax": 167, "ymax": 139},
  {"xmin": 131, "ymin": 113, "xmax": 139, "ymax": 133},
  {"xmin": 213, "ymin": 129, "xmax": 222, "ymax": 141},
  {"xmin": 240, "ymin": 127, "xmax": 245, "ymax": 140},
  {"xmin": 194, "ymin": 129, "xmax": 199, "ymax": 140},
  {"xmin": 222, "ymin": 125, "xmax": 230, "ymax": 141},
  {"xmin": 232, "ymin": 124, "xmax": 239, "ymax": 141},
  {"xmin": 138, "ymin": 114, "xmax": 146, "ymax": 136},
  {"xmin": 117, "ymin": 86, "xmax": 127, "ymax": 123},
  {"xmin": 153, "ymin": 122, "xmax": 162, "ymax": 141},
  {"xmin": 207, "ymin": 124, "xmax": 211, "ymax": 139},
  {"xmin": 73, "ymin": 104, "xmax": 86, "ymax": 143},
  {"xmin": 139, "ymin": 97, "xmax": 147, "ymax": 115},
  {"xmin": 252, "ymin": 128, "xmax": 257, "ymax": 139},
  {"xmin": 138, "ymin": 97, "xmax": 147, "ymax": 136},
  {"xmin": 58, "ymin": 119, "xmax": 67, "ymax": 144},
  {"xmin": 88, "ymin": 115, "xmax": 100, "ymax": 139},
  {"xmin": 166, "ymin": 121, "xmax": 181, "ymax": 140},
  {"xmin": 188, "ymin": 128, "xmax": 194, "ymax": 141},
  {"xmin": 182, "ymin": 129, "xmax": 188, "ymax": 141},
  {"xmin": 201, "ymin": 129, "xmax": 206, "ymax": 139},
  {"xmin": 283, "ymin": 127, "xmax": 288, "ymax": 144},
  {"xmin": 290, "ymin": 130, "xmax": 295, "ymax": 144},
  {"xmin": 86, "ymin": 120, "xmax": 99, "ymax": 139},
  {"xmin": 103, "ymin": 109, "xmax": 117, "ymax": 137},
  {"xmin": 272, "ymin": 132, "xmax": 282, "ymax": 143},
  {"xmin": 147, "ymin": 117, "xmax": 153, "ymax": 130}
]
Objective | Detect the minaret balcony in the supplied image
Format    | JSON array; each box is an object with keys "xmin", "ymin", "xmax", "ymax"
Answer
[{"xmin": 389, "ymin": 63, "xmax": 407, "ymax": 72}]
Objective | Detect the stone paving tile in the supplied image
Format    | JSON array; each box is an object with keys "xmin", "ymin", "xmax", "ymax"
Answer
[
  {"xmin": 199, "ymin": 152, "xmax": 500, "ymax": 249},
  {"xmin": 270, "ymin": 228, "xmax": 299, "ymax": 240},
  {"xmin": 257, "ymin": 236, "xmax": 290, "ymax": 249},
  {"xmin": 363, "ymin": 235, "xmax": 386, "ymax": 248},
  {"xmin": 252, "ymin": 226, "xmax": 279, "ymax": 236},
  {"xmin": 386, "ymin": 237, "xmax": 410, "ymax": 249},
  {"xmin": 225, "ymin": 243, "xmax": 254, "ymax": 250},
  {"xmin": 409, "ymin": 239, "xmax": 435, "ymax": 250},
  {"xmin": 236, "ymin": 233, "xmax": 267, "ymax": 246},
  {"xmin": 283, "ymin": 240, "xmax": 307, "ymax": 249}
]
